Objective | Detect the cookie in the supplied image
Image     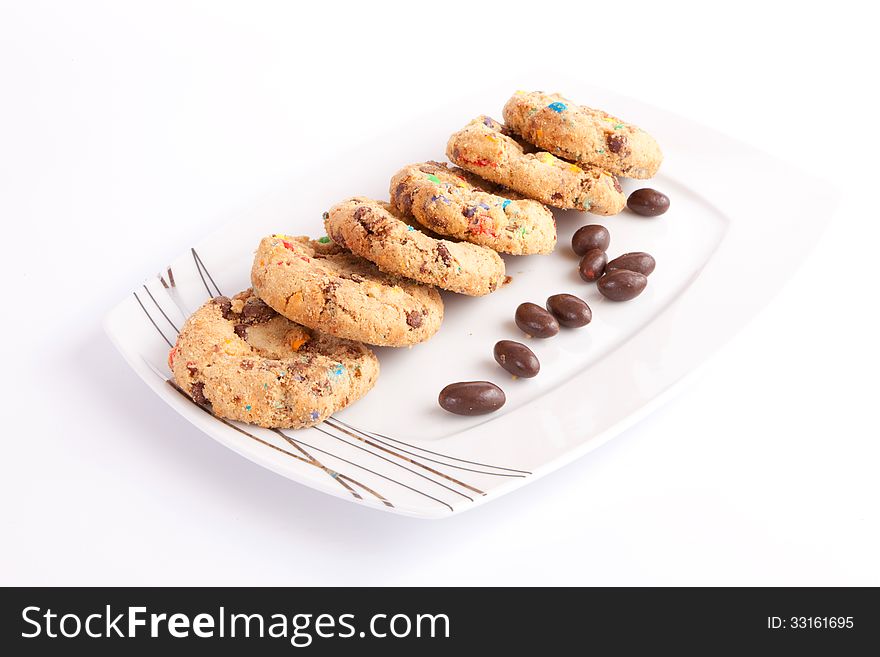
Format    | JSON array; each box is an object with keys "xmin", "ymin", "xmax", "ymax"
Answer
[
  {"xmin": 251, "ymin": 236, "xmax": 443, "ymax": 347},
  {"xmin": 389, "ymin": 161, "xmax": 557, "ymax": 255},
  {"xmin": 325, "ymin": 197, "xmax": 506, "ymax": 296},
  {"xmin": 168, "ymin": 290, "xmax": 379, "ymax": 429},
  {"xmin": 502, "ymin": 91, "xmax": 662, "ymax": 179},
  {"xmin": 446, "ymin": 116, "xmax": 626, "ymax": 215}
]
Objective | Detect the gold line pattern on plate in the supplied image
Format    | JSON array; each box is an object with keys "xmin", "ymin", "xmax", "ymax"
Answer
[
  {"xmin": 128, "ymin": 246, "xmax": 531, "ymax": 512},
  {"xmin": 167, "ymin": 381, "xmax": 386, "ymax": 506},
  {"xmin": 324, "ymin": 418, "xmax": 485, "ymax": 495}
]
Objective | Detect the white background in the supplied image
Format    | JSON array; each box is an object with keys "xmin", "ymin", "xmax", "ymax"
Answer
[{"xmin": 1, "ymin": 0, "xmax": 878, "ymax": 585}]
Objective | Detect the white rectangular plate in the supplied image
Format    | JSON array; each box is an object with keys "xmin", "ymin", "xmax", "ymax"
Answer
[{"xmin": 105, "ymin": 80, "xmax": 836, "ymax": 518}]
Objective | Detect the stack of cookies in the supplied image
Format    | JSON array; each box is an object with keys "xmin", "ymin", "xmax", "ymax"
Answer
[{"xmin": 168, "ymin": 90, "xmax": 662, "ymax": 428}]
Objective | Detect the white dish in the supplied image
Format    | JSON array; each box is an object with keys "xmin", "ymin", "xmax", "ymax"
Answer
[{"xmin": 104, "ymin": 81, "xmax": 837, "ymax": 518}]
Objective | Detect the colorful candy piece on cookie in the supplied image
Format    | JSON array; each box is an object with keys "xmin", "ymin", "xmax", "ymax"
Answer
[
  {"xmin": 389, "ymin": 161, "xmax": 556, "ymax": 255},
  {"xmin": 324, "ymin": 197, "xmax": 505, "ymax": 296},
  {"xmin": 251, "ymin": 235, "xmax": 443, "ymax": 347},
  {"xmin": 169, "ymin": 289, "xmax": 379, "ymax": 428},
  {"xmin": 446, "ymin": 116, "xmax": 626, "ymax": 215},
  {"xmin": 502, "ymin": 91, "xmax": 663, "ymax": 179}
]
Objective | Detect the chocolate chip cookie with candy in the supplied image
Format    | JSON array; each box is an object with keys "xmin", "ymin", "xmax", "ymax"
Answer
[
  {"xmin": 446, "ymin": 116, "xmax": 626, "ymax": 215},
  {"xmin": 389, "ymin": 161, "xmax": 557, "ymax": 255},
  {"xmin": 252, "ymin": 235, "xmax": 444, "ymax": 347},
  {"xmin": 502, "ymin": 90, "xmax": 663, "ymax": 179},
  {"xmin": 168, "ymin": 290, "xmax": 380, "ymax": 428},
  {"xmin": 324, "ymin": 197, "xmax": 506, "ymax": 296}
]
